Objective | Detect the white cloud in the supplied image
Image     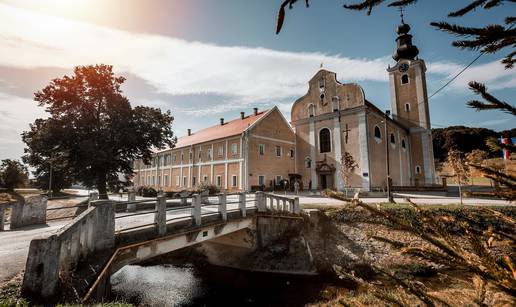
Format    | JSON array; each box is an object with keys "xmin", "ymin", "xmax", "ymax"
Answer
[
  {"xmin": 427, "ymin": 59, "xmax": 516, "ymax": 92},
  {"xmin": 0, "ymin": 4, "xmax": 391, "ymax": 103}
]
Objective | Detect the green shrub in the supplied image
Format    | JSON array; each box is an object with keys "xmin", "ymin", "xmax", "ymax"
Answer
[
  {"xmin": 197, "ymin": 182, "xmax": 220, "ymax": 195},
  {"xmin": 137, "ymin": 185, "xmax": 157, "ymax": 197}
]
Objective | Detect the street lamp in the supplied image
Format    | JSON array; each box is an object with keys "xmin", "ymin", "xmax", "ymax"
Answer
[{"xmin": 384, "ymin": 110, "xmax": 394, "ymax": 203}]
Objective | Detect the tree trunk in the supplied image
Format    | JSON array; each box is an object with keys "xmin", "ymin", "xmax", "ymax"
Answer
[{"xmin": 96, "ymin": 175, "xmax": 108, "ymax": 200}]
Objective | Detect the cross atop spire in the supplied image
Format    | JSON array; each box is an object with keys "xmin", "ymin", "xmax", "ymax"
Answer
[{"xmin": 399, "ymin": 6, "xmax": 405, "ymax": 24}]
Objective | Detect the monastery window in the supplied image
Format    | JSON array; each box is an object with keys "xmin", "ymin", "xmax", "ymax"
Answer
[
  {"xmin": 319, "ymin": 128, "xmax": 331, "ymax": 153},
  {"xmin": 405, "ymin": 103, "xmax": 410, "ymax": 112},
  {"xmin": 216, "ymin": 175, "xmax": 222, "ymax": 187},
  {"xmin": 401, "ymin": 139, "xmax": 407, "ymax": 150},
  {"xmin": 176, "ymin": 176, "xmax": 180, "ymax": 186},
  {"xmin": 232, "ymin": 143, "xmax": 238, "ymax": 155},
  {"xmin": 276, "ymin": 175, "xmax": 282, "ymax": 185},
  {"xmin": 218, "ymin": 145, "xmax": 224, "ymax": 157},
  {"xmin": 192, "ymin": 176, "xmax": 196, "ymax": 186},
  {"xmin": 189, "ymin": 151, "xmax": 193, "ymax": 161},
  {"xmin": 332, "ymin": 96, "xmax": 340, "ymax": 111},
  {"xmin": 401, "ymin": 74, "xmax": 409, "ymax": 84},
  {"xmin": 152, "ymin": 176, "xmax": 155, "ymax": 186},
  {"xmin": 374, "ymin": 126, "xmax": 382, "ymax": 141},
  {"xmin": 259, "ymin": 144, "xmax": 265, "ymax": 155},
  {"xmin": 415, "ymin": 165, "xmax": 421, "ymax": 174},
  {"xmin": 308, "ymin": 104, "xmax": 315, "ymax": 117},
  {"xmin": 181, "ymin": 152, "xmax": 184, "ymax": 162},
  {"xmin": 258, "ymin": 175, "xmax": 265, "ymax": 186},
  {"xmin": 173, "ymin": 154, "xmax": 176, "ymax": 163},
  {"xmin": 183, "ymin": 176, "xmax": 187, "ymax": 187},
  {"xmin": 232, "ymin": 175, "xmax": 238, "ymax": 187},
  {"xmin": 207, "ymin": 148, "xmax": 212, "ymax": 160},
  {"xmin": 390, "ymin": 133, "xmax": 396, "ymax": 147},
  {"xmin": 305, "ymin": 157, "xmax": 311, "ymax": 168},
  {"xmin": 157, "ymin": 176, "xmax": 161, "ymax": 185},
  {"xmin": 203, "ymin": 175, "xmax": 208, "ymax": 183},
  {"xmin": 276, "ymin": 145, "xmax": 282, "ymax": 157},
  {"xmin": 289, "ymin": 149, "xmax": 295, "ymax": 159},
  {"xmin": 164, "ymin": 175, "xmax": 169, "ymax": 187},
  {"xmin": 147, "ymin": 176, "xmax": 150, "ymax": 185}
]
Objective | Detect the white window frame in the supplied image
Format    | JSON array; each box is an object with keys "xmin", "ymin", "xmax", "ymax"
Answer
[
  {"xmin": 218, "ymin": 145, "xmax": 224, "ymax": 156},
  {"xmin": 405, "ymin": 103, "xmax": 411, "ymax": 112},
  {"xmin": 232, "ymin": 175, "xmax": 237, "ymax": 187},
  {"xmin": 176, "ymin": 176, "xmax": 180, "ymax": 186},
  {"xmin": 318, "ymin": 127, "xmax": 332, "ymax": 153},
  {"xmin": 276, "ymin": 145, "xmax": 282, "ymax": 157},
  {"xmin": 231, "ymin": 143, "xmax": 238, "ymax": 155},
  {"xmin": 258, "ymin": 175, "xmax": 265, "ymax": 186},
  {"xmin": 216, "ymin": 175, "xmax": 222, "ymax": 187},
  {"xmin": 415, "ymin": 165, "xmax": 421, "ymax": 174}
]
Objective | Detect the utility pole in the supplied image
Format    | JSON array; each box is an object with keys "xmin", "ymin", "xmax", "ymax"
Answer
[{"xmin": 384, "ymin": 110, "xmax": 394, "ymax": 203}]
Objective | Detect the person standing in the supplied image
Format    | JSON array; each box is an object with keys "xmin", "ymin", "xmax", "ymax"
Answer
[{"xmin": 294, "ymin": 180, "xmax": 300, "ymax": 195}]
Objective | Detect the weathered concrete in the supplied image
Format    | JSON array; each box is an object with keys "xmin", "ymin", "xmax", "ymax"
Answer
[
  {"xmin": 10, "ymin": 195, "xmax": 47, "ymax": 229},
  {"xmin": 155, "ymin": 196, "xmax": 166, "ymax": 236},
  {"xmin": 0, "ymin": 206, "xmax": 5, "ymax": 231},
  {"xmin": 126, "ymin": 191, "xmax": 136, "ymax": 212},
  {"xmin": 21, "ymin": 200, "xmax": 115, "ymax": 302}
]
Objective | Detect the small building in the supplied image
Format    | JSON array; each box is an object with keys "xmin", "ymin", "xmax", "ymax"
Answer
[{"xmin": 133, "ymin": 107, "xmax": 296, "ymax": 192}]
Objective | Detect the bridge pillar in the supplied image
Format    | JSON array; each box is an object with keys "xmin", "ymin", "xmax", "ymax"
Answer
[
  {"xmin": 239, "ymin": 192, "xmax": 246, "ymax": 217},
  {"xmin": 127, "ymin": 191, "xmax": 136, "ymax": 212},
  {"xmin": 89, "ymin": 200, "xmax": 115, "ymax": 250},
  {"xmin": 192, "ymin": 194, "xmax": 201, "ymax": 226},
  {"xmin": 256, "ymin": 192, "xmax": 265, "ymax": 212},
  {"xmin": 155, "ymin": 196, "xmax": 167, "ymax": 236},
  {"xmin": 218, "ymin": 193, "xmax": 227, "ymax": 222},
  {"xmin": 293, "ymin": 197, "xmax": 300, "ymax": 214}
]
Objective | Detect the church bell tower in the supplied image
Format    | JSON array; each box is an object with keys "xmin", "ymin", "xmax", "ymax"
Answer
[{"xmin": 387, "ymin": 13, "xmax": 436, "ymax": 185}]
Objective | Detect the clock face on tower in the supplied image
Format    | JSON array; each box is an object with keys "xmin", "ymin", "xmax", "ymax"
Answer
[{"xmin": 398, "ymin": 63, "xmax": 409, "ymax": 72}]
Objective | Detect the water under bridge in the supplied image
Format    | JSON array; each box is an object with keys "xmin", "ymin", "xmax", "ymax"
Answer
[{"xmin": 20, "ymin": 191, "xmax": 302, "ymax": 303}]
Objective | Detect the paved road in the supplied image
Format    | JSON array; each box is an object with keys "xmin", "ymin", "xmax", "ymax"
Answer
[{"xmin": 288, "ymin": 192, "xmax": 514, "ymax": 207}]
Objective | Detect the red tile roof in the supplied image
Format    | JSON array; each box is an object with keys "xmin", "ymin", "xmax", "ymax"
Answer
[{"xmin": 159, "ymin": 110, "xmax": 269, "ymax": 152}]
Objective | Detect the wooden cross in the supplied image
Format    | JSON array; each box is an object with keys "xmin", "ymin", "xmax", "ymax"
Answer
[{"xmin": 343, "ymin": 124, "xmax": 351, "ymax": 144}]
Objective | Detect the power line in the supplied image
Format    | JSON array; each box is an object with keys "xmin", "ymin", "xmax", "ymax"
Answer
[{"xmin": 427, "ymin": 52, "xmax": 485, "ymax": 100}]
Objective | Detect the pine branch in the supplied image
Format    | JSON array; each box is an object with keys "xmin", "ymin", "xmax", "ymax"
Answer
[
  {"xmin": 343, "ymin": 0, "xmax": 386, "ymax": 15},
  {"xmin": 467, "ymin": 81, "xmax": 516, "ymax": 116},
  {"xmin": 387, "ymin": 0, "xmax": 419, "ymax": 7},
  {"xmin": 469, "ymin": 163, "xmax": 516, "ymax": 189},
  {"xmin": 276, "ymin": 0, "xmax": 309, "ymax": 34},
  {"xmin": 486, "ymin": 136, "xmax": 516, "ymax": 152},
  {"xmin": 430, "ymin": 21, "xmax": 486, "ymax": 35},
  {"xmin": 448, "ymin": 0, "xmax": 489, "ymax": 17}
]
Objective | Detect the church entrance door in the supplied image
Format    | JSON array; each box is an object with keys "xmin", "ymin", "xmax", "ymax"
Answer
[{"xmin": 320, "ymin": 175, "xmax": 328, "ymax": 189}]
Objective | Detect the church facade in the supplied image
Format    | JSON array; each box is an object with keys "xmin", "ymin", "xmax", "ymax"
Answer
[{"xmin": 133, "ymin": 20, "xmax": 437, "ymax": 192}]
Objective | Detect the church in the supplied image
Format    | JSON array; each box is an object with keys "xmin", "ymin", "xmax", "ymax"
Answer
[{"xmin": 133, "ymin": 19, "xmax": 437, "ymax": 192}]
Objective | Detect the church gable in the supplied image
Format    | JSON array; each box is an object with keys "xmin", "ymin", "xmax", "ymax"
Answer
[
  {"xmin": 248, "ymin": 107, "xmax": 294, "ymax": 142},
  {"xmin": 291, "ymin": 69, "xmax": 366, "ymax": 123}
]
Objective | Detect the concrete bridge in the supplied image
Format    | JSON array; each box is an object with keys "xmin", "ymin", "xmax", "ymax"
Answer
[{"xmin": 20, "ymin": 191, "xmax": 301, "ymax": 303}]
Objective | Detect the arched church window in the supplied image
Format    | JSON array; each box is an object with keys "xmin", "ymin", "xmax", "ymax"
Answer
[
  {"xmin": 319, "ymin": 128, "xmax": 331, "ymax": 153},
  {"xmin": 401, "ymin": 139, "xmax": 406, "ymax": 150},
  {"xmin": 374, "ymin": 126, "xmax": 382, "ymax": 140},
  {"xmin": 415, "ymin": 165, "xmax": 421, "ymax": 174},
  {"xmin": 390, "ymin": 133, "xmax": 396, "ymax": 145},
  {"xmin": 305, "ymin": 157, "xmax": 311, "ymax": 168},
  {"xmin": 332, "ymin": 96, "xmax": 340, "ymax": 111},
  {"xmin": 405, "ymin": 103, "xmax": 410, "ymax": 112},
  {"xmin": 401, "ymin": 74, "xmax": 409, "ymax": 84},
  {"xmin": 319, "ymin": 76, "xmax": 325, "ymax": 89},
  {"xmin": 308, "ymin": 104, "xmax": 315, "ymax": 117}
]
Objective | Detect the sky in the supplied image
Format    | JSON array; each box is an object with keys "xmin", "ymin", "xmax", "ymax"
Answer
[{"xmin": 0, "ymin": 0, "xmax": 515, "ymax": 160}]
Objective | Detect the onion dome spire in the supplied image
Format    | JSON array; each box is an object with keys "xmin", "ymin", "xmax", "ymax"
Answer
[{"xmin": 392, "ymin": 8, "xmax": 419, "ymax": 62}]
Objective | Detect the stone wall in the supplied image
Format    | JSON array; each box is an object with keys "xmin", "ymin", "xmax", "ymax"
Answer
[
  {"xmin": 10, "ymin": 195, "xmax": 47, "ymax": 229},
  {"xmin": 21, "ymin": 200, "xmax": 115, "ymax": 302}
]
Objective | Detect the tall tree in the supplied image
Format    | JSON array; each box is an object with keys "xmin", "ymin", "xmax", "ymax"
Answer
[
  {"xmin": 340, "ymin": 152, "xmax": 358, "ymax": 197},
  {"xmin": 22, "ymin": 65, "xmax": 175, "ymax": 199},
  {"xmin": 0, "ymin": 159, "xmax": 28, "ymax": 191}
]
